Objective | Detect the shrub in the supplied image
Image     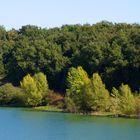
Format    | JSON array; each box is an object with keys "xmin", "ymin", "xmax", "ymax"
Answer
[
  {"xmin": 135, "ymin": 95, "xmax": 140, "ymax": 117},
  {"xmin": 64, "ymin": 97, "xmax": 78, "ymax": 113},
  {"xmin": 0, "ymin": 83, "xmax": 25, "ymax": 106},
  {"xmin": 43, "ymin": 90, "xmax": 64, "ymax": 108}
]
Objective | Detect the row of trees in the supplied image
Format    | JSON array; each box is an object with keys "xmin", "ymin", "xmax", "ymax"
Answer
[
  {"xmin": 0, "ymin": 72, "xmax": 48, "ymax": 107},
  {"xmin": 0, "ymin": 21, "xmax": 140, "ymax": 93},
  {"xmin": 0, "ymin": 67, "xmax": 140, "ymax": 116},
  {"xmin": 20, "ymin": 72, "xmax": 48, "ymax": 106},
  {"xmin": 66, "ymin": 66, "xmax": 140, "ymax": 115}
]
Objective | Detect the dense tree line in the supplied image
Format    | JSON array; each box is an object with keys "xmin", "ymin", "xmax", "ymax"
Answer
[
  {"xmin": 0, "ymin": 21, "xmax": 140, "ymax": 92},
  {"xmin": 0, "ymin": 21, "xmax": 140, "ymax": 116}
]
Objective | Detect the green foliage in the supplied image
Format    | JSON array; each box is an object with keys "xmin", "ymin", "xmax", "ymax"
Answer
[
  {"xmin": 34, "ymin": 105, "xmax": 63, "ymax": 112},
  {"xmin": 66, "ymin": 66, "xmax": 92, "ymax": 112},
  {"xmin": 66, "ymin": 67, "xmax": 110, "ymax": 112},
  {"xmin": 1, "ymin": 22, "xmax": 140, "ymax": 92},
  {"xmin": 91, "ymin": 73, "xmax": 110, "ymax": 111},
  {"xmin": 20, "ymin": 74, "xmax": 42, "ymax": 107},
  {"xmin": 0, "ymin": 53, "xmax": 5, "ymax": 76},
  {"xmin": 44, "ymin": 90, "xmax": 64, "ymax": 108},
  {"xmin": 119, "ymin": 84, "xmax": 136, "ymax": 115},
  {"xmin": 0, "ymin": 26, "xmax": 6, "ymax": 40},
  {"xmin": 0, "ymin": 22, "xmax": 140, "ymax": 115},
  {"xmin": 135, "ymin": 95, "xmax": 140, "ymax": 116},
  {"xmin": 110, "ymin": 87, "xmax": 120, "ymax": 114},
  {"xmin": 33, "ymin": 72, "xmax": 48, "ymax": 95},
  {"xmin": 67, "ymin": 66, "xmax": 90, "ymax": 93},
  {"xmin": 64, "ymin": 97, "xmax": 77, "ymax": 113},
  {"xmin": 0, "ymin": 83, "xmax": 25, "ymax": 106},
  {"xmin": 79, "ymin": 84, "xmax": 96, "ymax": 112}
]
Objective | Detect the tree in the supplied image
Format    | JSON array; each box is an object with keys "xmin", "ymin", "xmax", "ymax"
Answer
[
  {"xmin": 66, "ymin": 66, "xmax": 92, "ymax": 112},
  {"xmin": 79, "ymin": 84, "xmax": 95, "ymax": 113},
  {"xmin": 0, "ymin": 48, "xmax": 5, "ymax": 76},
  {"xmin": 119, "ymin": 84, "xmax": 136, "ymax": 115},
  {"xmin": 2, "ymin": 23, "xmax": 140, "ymax": 92},
  {"xmin": 110, "ymin": 87, "xmax": 120, "ymax": 114},
  {"xmin": 91, "ymin": 73, "xmax": 110, "ymax": 111},
  {"xmin": 20, "ymin": 74, "xmax": 42, "ymax": 107},
  {"xmin": 33, "ymin": 72, "xmax": 48, "ymax": 95},
  {"xmin": 64, "ymin": 97, "xmax": 77, "ymax": 113},
  {"xmin": 135, "ymin": 95, "xmax": 140, "ymax": 116}
]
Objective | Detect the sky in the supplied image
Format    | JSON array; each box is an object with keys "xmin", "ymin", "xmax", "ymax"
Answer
[{"xmin": 0, "ymin": 0, "xmax": 140, "ymax": 30}]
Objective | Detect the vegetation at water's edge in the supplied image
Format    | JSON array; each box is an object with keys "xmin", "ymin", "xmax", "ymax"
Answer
[
  {"xmin": 0, "ymin": 21, "xmax": 140, "ymax": 117},
  {"xmin": 0, "ymin": 69, "xmax": 140, "ymax": 118},
  {"xmin": 34, "ymin": 106, "xmax": 63, "ymax": 112}
]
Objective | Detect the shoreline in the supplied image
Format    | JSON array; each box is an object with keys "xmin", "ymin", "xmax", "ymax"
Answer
[
  {"xmin": 0, "ymin": 106, "xmax": 139, "ymax": 119},
  {"xmin": 32, "ymin": 106, "xmax": 140, "ymax": 119}
]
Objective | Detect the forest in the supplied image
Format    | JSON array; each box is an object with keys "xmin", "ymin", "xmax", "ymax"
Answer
[{"xmin": 0, "ymin": 21, "xmax": 140, "ymax": 116}]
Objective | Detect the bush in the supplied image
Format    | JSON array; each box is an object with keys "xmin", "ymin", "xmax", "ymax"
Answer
[
  {"xmin": 135, "ymin": 96, "xmax": 140, "ymax": 117},
  {"xmin": 43, "ymin": 90, "xmax": 64, "ymax": 108},
  {"xmin": 110, "ymin": 87, "xmax": 120, "ymax": 114},
  {"xmin": 0, "ymin": 83, "xmax": 25, "ymax": 106},
  {"xmin": 64, "ymin": 97, "xmax": 78, "ymax": 113}
]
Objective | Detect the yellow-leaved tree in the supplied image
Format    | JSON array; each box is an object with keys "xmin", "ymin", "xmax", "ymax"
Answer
[
  {"xmin": 110, "ymin": 87, "xmax": 120, "ymax": 115},
  {"xmin": 20, "ymin": 74, "xmax": 42, "ymax": 107},
  {"xmin": 33, "ymin": 72, "xmax": 48, "ymax": 95},
  {"xmin": 66, "ymin": 66, "xmax": 92, "ymax": 112},
  {"xmin": 91, "ymin": 73, "xmax": 110, "ymax": 111},
  {"xmin": 119, "ymin": 84, "xmax": 136, "ymax": 115}
]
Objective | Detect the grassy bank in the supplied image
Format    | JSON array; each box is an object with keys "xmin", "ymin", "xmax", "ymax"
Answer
[
  {"xmin": 0, "ymin": 105, "xmax": 139, "ymax": 119},
  {"xmin": 32, "ymin": 106, "xmax": 139, "ymax": 119},
  {"xmin": 33, "ymin": 106, "xmax": 63, "ymax": 112}
]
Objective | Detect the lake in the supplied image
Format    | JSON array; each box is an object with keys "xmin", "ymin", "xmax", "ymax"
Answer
[{"xmin": 0, "ymin": 108, "xmax": 140, "ymax": 140}]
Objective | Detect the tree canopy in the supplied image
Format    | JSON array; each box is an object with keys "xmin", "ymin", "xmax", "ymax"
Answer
[{"xmin": 0, "ymin": 22, "xmax": 140, "ymax": 93}]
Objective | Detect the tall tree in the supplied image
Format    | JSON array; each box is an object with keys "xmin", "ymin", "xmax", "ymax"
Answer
[
  {"xmin": 33, "ymin": 72, "xmax": 48, "ymax": 95},
  {"xmin": 66, "ymin": 66, "xmax": 92, "ymax": 112},
  {"xmin": 119, "ymin": 84, "xmax": 136, "ymax": 115},
  {"xmin": 91, "ymin": 73, "xmax": 110, "ymax": 111}
]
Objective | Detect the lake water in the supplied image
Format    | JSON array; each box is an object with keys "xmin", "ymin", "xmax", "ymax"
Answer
[{"xmin": 0, "ymin": 108, "xmax": 140, "ymax": 140}]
